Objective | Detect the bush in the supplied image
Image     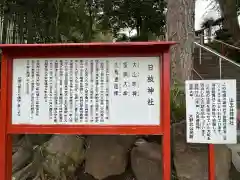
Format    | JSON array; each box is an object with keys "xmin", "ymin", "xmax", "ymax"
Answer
[{"xmin": 170, "ymin": 81, "xmax": 186, "ymax": 123}]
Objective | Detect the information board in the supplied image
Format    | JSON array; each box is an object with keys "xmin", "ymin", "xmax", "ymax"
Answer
[
  {"xmin": 12, "ymin": 57, "xmax": 160, "ymax": 125},
  {"xmin": 185, "ymin": 80, "xmax": 237, "ymax": 144}
]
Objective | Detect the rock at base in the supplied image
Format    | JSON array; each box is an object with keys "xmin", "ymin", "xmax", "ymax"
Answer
[
  {"xmin": 215, "ymin": 144, "xmax": 231, "ymax": 180},
  {"xmin": 131, "ymin": 139, "xmax": 162, "ymax": 180},
  {"xmin": 85, "ymin": 135, "xmax": 135, "ymax": 180},
  {"xmin": 43, "ymin": 135, "xmax": 85, "ymax": 178},
  {"xmin": 173, "ymin": 123, "xmax": 208, "ymax": 180}
]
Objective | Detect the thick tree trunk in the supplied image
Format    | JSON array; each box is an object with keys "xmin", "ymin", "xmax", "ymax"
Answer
[
  {"xmin": 166, "ymin": 1, "xmax": 196, "ymax": 179},
  {"xmin": 166, "ymin": 0, "xmax": 195, "ymax": 83},
  {"xmin": 217, "ymin": 0, "xmax": 240, "ymax": 42}
]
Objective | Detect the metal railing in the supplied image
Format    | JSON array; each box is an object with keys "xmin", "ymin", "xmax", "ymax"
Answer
[
  {"xmin": 193, "ymin": 41, "xmax": 240, "ymax": 80},
  {"xmin": 193, "ymin": 37, "xmax": 240, "ymax": 167},
  {"xmin": 212, "ymin": 38, "xmax": 240, "ymax": 51},
  {"xmin": 193, "ymin": 32, "xmax": 240, "ymax": 80},
  {"xmin": 195, "ymin": 33, "xmax": 240, "ymax": 55}
]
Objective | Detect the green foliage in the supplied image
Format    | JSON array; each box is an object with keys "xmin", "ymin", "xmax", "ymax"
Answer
[
  {"xmin": 0, "ymin": 0, "xmax": 166, "ymax": 43},
  {"xmin": 0, "ymin": 0, "xmax": 106, "ymax": 43},
  {"xmin": 100, "ymin": 0, "xmax": 166, "ymax": 41},
  {"xmin": 215, "ymin": 28, "xmax": 232, "ymax": 41},
  {"xmin": 201, "ymin": 17, "xmax": 215, "ymax": 29},
  {"xmin": 170, "ymin": 81, "xmax": 186, "ymax": 123}
]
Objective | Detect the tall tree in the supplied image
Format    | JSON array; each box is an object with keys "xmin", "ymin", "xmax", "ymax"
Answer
[
  {"xmin": 1, "ymin": 0, "xmax": 9, "ymax": 44},
  {"xmin": 217, "ymin": 0, "xmax": 240, "ymax": 42},
  {"xmin": 101, "ymin": 0, "xmax": 166, "ymax": 41},
  {"xmin": 166, "ymin": 0, "xmax": 195, "ymax": 83},
  {"xmin": 0, "ymin": 0, "xmax": 108, "ymax": 44}
]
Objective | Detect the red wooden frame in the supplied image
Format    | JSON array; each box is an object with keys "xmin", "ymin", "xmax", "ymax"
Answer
[
  {"xmin": 0, "ymin": 41, "xmax": 175, "ymax": 180},
  {"xmin": 209, "ymin": 144, "xmax": 215, "ymax": 180}
]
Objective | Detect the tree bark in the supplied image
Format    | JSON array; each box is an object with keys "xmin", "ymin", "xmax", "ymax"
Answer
[
  {"xmin": 217, "ymin": 0, "xmax": 240, "ymax": 42},
  {"xmin": 27, "ymin": 11, "xmax": 34, "ymax": 43},
  {"xmin": 166, "ymin": 0, "xmax": 195, "ymax": 83},
  {"xmin": 54, "ymin": 0, "xmax": 61, "ymax": 42},
  {"xmin": 18, "ymin": 10, "xmax": 25, "ymax": 43},
  {"xmin": 86, "ymin": 0, "xmax": 93, "ymax": 42},
  {"xmin": 2, "ymin": 1, "xmax": 9, "ymax": 44}
]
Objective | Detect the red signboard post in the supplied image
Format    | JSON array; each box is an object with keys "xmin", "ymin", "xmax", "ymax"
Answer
[{"xmin": 0, "ymin": 41, "xmax": 175, "ymax": 180}]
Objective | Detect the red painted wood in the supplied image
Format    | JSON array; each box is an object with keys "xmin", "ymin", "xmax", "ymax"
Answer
[
  {"xmin": 209, "ymin": 144, "xmax": 215, "ymax": 180},
  {"xmin": 0, "ymin": 41, "xmax": 175, "ymax": 49},
  {"xmin": 0, "ymin": 53, "xmax": 8, "ymax": 180},
  {"xmin": 0, "ymin": 41, "xmax": 175, "ymax": 180},
  {"xmin": 6, "ymin": 56, "xmax": 13, "ymax": 180},
  {"xmin": 8, "ymin": 125, "xmax": 163, "ymax": 135},
  {"xmin": 6, "ymin": 135, "xmax": 12, "ymax": 180},
  {"xmin": 7, "ymin": 57, "xmax": 13, "ymax": 131},
  {"xmin": 162, "ymin": 52, "xmax": 171, "ymax": 180},
  {"xmin": 0, "ymin": 42, "xmax": 174, "ymax": 59},
  {"xmin": 5, "ymin": 42, "xmax": 174, "ymax": 135}
]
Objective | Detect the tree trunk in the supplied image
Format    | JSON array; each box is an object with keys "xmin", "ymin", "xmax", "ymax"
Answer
[
  {"xmin": 12, "ymin": 13, "xmax": 16, "ymax": 44},
  {"xmin": 166, "ymin": 0, "xmax": 195, "ymax": 83},
  {"xmin": 166, "ymin": 1, "xmax": 196, "ymax": 179},
  {"xmin": 217, "ymin": 0, "xmax": 240, "ymax": 42},
  {"xmin": 87, "ymin": 0, "xmax": 93, "ymax": 42},
  {"xmin": 54, "ymin": 0, "xmax": 61, "ymax": 42},
  {"xmin": 18, "ymin": 11, "xmax": 25, "ymax": 43},
  {"xmin": 2, "ymin": 1, "xmax": 9, "ymax": 44},
  {"xmin": 27, "ymin": 11, "xmax": 34, "ymax": 43}
]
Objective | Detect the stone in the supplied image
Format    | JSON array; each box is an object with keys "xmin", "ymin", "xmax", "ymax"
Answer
[
  {"xmin": 215, "ymin": 145, "xmax": 231, "ymax": 180},
  {"xmin": 237, "ymin": 109, "xmax": 240, "ymax": 129},
  {"xmin": 77, "ymin": 172, "xmax": 97, "ymax": 180},
  {"xmin": 173, "ymin": 123, "xmax": 208, "ymax": 180},
  {"xmin": 85, "ymin": 135, "xmax": 135, "ymax": 180},
  {"xmin": 230, "ymin": 162, "xmax": 240, "ymax": 180},
  {"xmin": 43, "ymin": 135, "xmax": 85, "ymax": 178},
  {"xmin": 102, "ymin": 170, "xmax": 135, "ymax": 180},
  {"xmin": 131, "ymin": 138, "xmax": 162, "ymax": 180}
]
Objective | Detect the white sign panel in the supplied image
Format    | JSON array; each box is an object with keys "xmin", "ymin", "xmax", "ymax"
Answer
[
  {"xmin": 12, "ymin": 57, "xmax": 160, "ymax": 125},
  {"xmin": 185, "ymin": 80, "xmax": 237, "ymax": 144}
]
